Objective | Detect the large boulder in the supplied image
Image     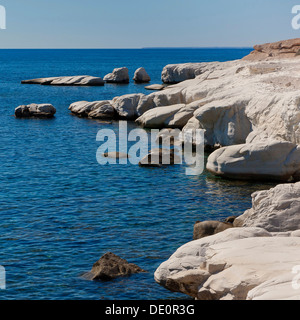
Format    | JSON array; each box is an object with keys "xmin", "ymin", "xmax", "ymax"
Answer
[
  {"xmin": 136, "ymin": 103, "xmax": 198, "ymax": 129},
  {"xmin": 69, "ymin": 101, "xmax": 115, "ymax": 119},
  {"xmin": 83, "ymin": 252, "xmax": 146, "ymax": 281},
  {"xmin": 234, "ymin": 182, "xmax": 300, "ymax": 232},
  {"xmin": 133, "ymin": 67, "xmax": 151, "ymax": 83},
  {"xmin": 15, "ymin": 104, "xmax": 56, "ymax": 118},
  {"xmin": 21, "ymin": 75, "xmax": 105, "ymax": 86},
  {"xmin": 206, "ymin": 140, "xmax": 300, "ymax": 182},
  {"xmin": 103, "ymin": 67, "xmax": 129, "ymax": 84},
  {"xmin": 112, "ymin": 93, "xmax": 145, "ymax": 119}
]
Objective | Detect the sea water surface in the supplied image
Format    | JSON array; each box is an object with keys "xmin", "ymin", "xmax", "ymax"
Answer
[{"xmin": 0, "ymin": 49, "xmax": 275, "ymax": 300}]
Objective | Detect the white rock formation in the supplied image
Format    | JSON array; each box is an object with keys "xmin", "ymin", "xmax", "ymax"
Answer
[
  {"xmin": 161, "ymin": 62, "xmax": 219, "ymax": 83},
  {"xmin": 103, "ymin": 67, "xmax": 129, "ymax": 83},
  {"xmin": 234, "ymin": 182, "xmax": 300, "ymax": 232},
  {"xmin": 68, "ymin": 39, "xmax": 300, "ymax": 181},
  {"xmin": 133, "ymin": 67, "xmax": 151, "ymax": 83},
  {"xmin": 21, "ymin": 75, "xmax": 105, "ymax": 86},
  {"xmin": 154, "ymin": 227, "xmax": 300, "ymax": 300},
  {"xmin": 15, "ymin": 104, "xmax": 56, "ymax": 118},
  {"xmin": 136, "ymin": 103, "xmax": 198, "ymax": 129},
  {"xmin": 112, "ymin": 93, "xmax": 145, "ymax": 119},
  {"xmin": 207, "ymin": 140, "xmax": 300, "ymax": 181},
  {"xmin": 69, "ymin": 101, "xmax": 115, "ymax": 119}
]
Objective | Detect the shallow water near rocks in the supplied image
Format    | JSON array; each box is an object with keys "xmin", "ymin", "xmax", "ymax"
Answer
[{"xmin": 0, "ymin": 48, "xmax": 276, "ymax": 300}]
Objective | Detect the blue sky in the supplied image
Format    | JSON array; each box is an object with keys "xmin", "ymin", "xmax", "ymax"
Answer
[{"xmin": 0, "ymin": 0, "xmax": 299, "ymax": 48}]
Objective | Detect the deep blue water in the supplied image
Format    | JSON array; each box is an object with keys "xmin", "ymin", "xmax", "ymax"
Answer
[{"xmin": 0, "ymin": 48, "xmax": 275, "ymax": 300}]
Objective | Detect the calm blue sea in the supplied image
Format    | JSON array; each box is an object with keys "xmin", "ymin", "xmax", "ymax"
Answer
[{"xmin": 0, "ymin": 48, "xmax": 275, "ymax": 300}]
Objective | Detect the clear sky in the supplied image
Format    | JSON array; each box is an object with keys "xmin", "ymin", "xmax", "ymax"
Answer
[{"xmin": 0, "ymin": 0, "xmax": 300, "ymax": 48}]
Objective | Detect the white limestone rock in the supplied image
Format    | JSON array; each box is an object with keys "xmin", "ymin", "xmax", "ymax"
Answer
[
  {"xmin": 206, "ymin": 140, "xmax": 300, "ymax": 181},
  {"xmin": 234, "ymin": 182, "xmax": 300, "ymax": 232},
  {"xmin": 112, "ymin": 93, "xmax": 145, "ymax": 119},
  {"xmin": 69, "ymin": 101, "xmax": 115, "ymax": 119},
  {"xmin": 154, "ymin": 227, "xmax": 271, "ymax": 298},
  {"xmin": 247, "ymin": 273, "xmax": 300, "ymax": 300},
  {"xmin": 155, "ymin": 227, "xmax": 300, "ymax": 300},
  {"xmin": 161, "ymin": 62, "xmax": 219, "ymax": 83},
  {"xmin": 133, "ymin": 67, "xmax": 151, "ymax": 83},
  {"xmin": 103, "ymin": 67, "xmax": 129, "ymax": 83},
  {"xmin": 136, "ymin": 104, "xmax": 195, "ymax": 129},
  {"xmin": 21, "ymin": 75, "xmax": 105, "ymax": 86}
]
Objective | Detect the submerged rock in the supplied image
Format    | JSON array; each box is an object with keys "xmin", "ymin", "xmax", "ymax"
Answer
[
  {"xmin": 15, "ymin": 104, "xmax": 56, "ymax": 118},
  {"xmin": 103, "ymin": 67, "xmax": 129, "ymax": 84},
  {"xmin": 21, "ymin": 75, "xmax": 105, "ymax": 86},
  {"xmin": 139, "ymin": 148, "xmax": 181, "ymax": 167},
  {"xmin": 133, "ymin": 67, "xmax": 151, "ymax": 83},
  {"xmin": 84, "ymin": 252, "xmax": 146, "ymax": 281}
]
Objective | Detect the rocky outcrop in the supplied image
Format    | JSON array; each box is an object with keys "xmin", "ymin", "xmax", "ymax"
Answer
[
  {"xmin": 161, "ymin": 62, "xmax": 218, "ymax": 83},
  {"xmin": 15, "ymin": 104, "xmax": 56, "ymax": 118},
  {"xmin": 154, "ymin": 227, "xmax": 300, "ymax": 300},
  {"xmin": 83, "ymin": 252, "xmax": 146, "ymax": 281},
  {"xmin": 133, "ymin": 67, "xmax": 151, "ymax": 83},
  {"xmin": 136, "ymin": 104, "xmax": 194, "ymax": 129},
  {"xmin": 69, "ymin": 94, "xmax": 145, "ymax": 120},
  {"xmin": 69, "ymin": 101, "xmax": 115, "ymax": 119},
  {"xmin": 234, "ymin": 182, "xmax": 300, "ymax": 232},
  {"xmin": 21, "ymin": 75, "xmax": 105, "ymax": 86},
  {"xmin": 103, "ymin": 67, "xmax": 129, "ymax": 84},
  {"xmin": 243, "ymin": 38, "xmax": 300, "ymax": 61},
  {"xmin": 113, "ymin": 93, "xmax": 145, "ymax": 119},
  {"xmin": 206, "ymin": 140, "xmax": 300, "ymax": 182}
]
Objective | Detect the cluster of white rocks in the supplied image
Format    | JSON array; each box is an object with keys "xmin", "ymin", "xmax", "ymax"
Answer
[
  {"xmin": 22, "ymin": 67, "xmax": 151, "ymax": 86},
  {"xmin": 70, "ymin": 38, "xmax": 300, "ymax": 182}
]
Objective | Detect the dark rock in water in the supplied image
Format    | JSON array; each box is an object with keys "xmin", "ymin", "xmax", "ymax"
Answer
[
  {"xmin": 102, "ymin": 152, "xmax": 130, "ymax": 159},
  {"xmin": 84, "ymin": 252, "xmax": 146, "ymax": 281},
  {"xmin": 139, "ymin": 148, "xmax": 181, "ymax": 167},
  {"xmin": 193, "ymin": 220, "xmax": 233, "ymax": 240},
  {"xmin": 15, "ymin": 104, "xmax": 56, "ymax": 118}
]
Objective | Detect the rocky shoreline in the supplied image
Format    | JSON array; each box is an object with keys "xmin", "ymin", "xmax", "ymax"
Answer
[{"xmin": 16, "ymin": 38, "xmax": 300, "ymax": 300}]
